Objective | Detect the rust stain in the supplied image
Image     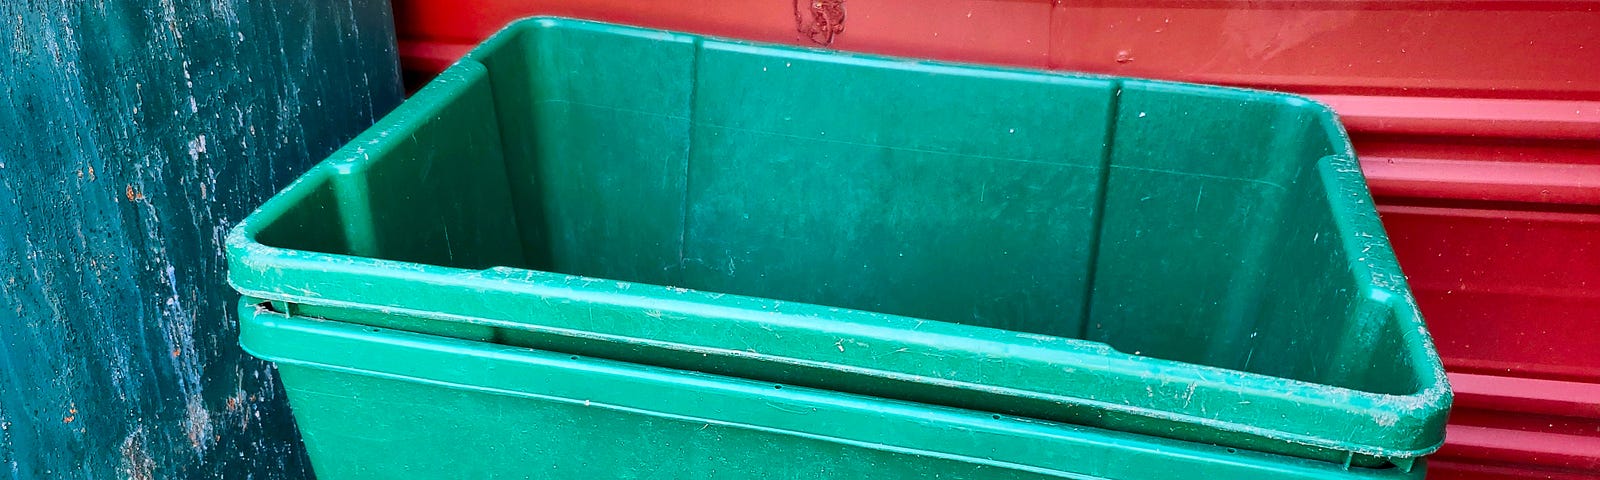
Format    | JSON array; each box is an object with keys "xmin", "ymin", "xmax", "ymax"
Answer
[
  {"xmin": 124, "ymin": 184, "xmax": 144, "ymax": 201},
  {"xmin": 185, "ymin": 394, "xmax": 214, "ymax": 451},
  {"xmin": 794, "ymin": 0, "xmax": 846, "ymax": 46}
]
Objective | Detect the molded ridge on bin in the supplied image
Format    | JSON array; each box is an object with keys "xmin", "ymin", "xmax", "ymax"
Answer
[
  {"xmin": 238, "ymin": 300, "xmax": 1430, "ymax": 479},
  {"xmin": 226, "ymin": 17, "xmax": 1450, "ymax": 469}
]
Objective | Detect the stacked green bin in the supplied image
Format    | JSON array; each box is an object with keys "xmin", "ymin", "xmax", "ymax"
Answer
[{"xmin": 228, "ymin": 18, "xmax": 1450, "ymax": 479}]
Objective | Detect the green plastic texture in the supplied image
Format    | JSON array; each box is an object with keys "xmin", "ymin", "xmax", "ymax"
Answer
[
  {"xmin": 227, "ymin": 18, "xmax": 1450, "ymax": 466},
  {"xmin": 240, "ymin": 300, "xmax": 1428, "ymax": 479}
]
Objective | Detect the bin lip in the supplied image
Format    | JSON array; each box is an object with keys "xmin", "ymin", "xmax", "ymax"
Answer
[
  {"xmin": 225, "ymin": 16, "xmax": 1450, "ymax": 461},
  {"xmin": 226, "ymin": 235, "xmax": 1450, "ymax": 460},
  {"xmin": 236, "ymin": 300, "xmax": 1425, "ymax": 479}
]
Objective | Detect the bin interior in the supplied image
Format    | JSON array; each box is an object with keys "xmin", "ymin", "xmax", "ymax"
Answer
[{"xmin": 254, "ymin": 20, "xmax": 1424, "ymax": 398}]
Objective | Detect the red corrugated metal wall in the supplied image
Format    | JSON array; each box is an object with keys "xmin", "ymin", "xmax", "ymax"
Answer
[{"xmin": 390, "ymin": 2, "xmax": 1600, "ymax": 477}]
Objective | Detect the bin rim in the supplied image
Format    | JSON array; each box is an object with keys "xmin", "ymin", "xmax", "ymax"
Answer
[
  {"xmin": 238, "ymin": 298, "xmax": 1430, "ymax": 479},
  {"xmin": 226, "ymin": 16, "xmax": 1450, "ymax": 463}
]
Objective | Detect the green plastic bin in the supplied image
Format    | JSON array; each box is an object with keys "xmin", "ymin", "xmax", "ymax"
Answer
[
  {"xmin": 228, "ymin": 17, "xmax": 1449, "ymax": 470},
  {"xmin": 240, "ymin": 300, "xmax": 1427, "ymax": 479}
]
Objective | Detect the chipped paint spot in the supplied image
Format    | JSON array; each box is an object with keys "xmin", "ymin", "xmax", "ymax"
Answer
[
  {"xmin": 186, "ymin": 135, "xmax": 207, "ymax": 160},
  {"xmin": 184, "ymin": 394, "xmax": 213, "ymax": 451},
  {"xmin": 793, "ymin": 0, "xmax": 846, "ymax": 45},
  {"xmin": 119, "ymin": 429, "xmax": 155, "ymax": 480}
]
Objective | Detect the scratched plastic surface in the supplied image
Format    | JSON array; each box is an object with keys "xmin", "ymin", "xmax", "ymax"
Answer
[
  {"xmin": 227, "ymin": 18, "xmax": 1448, "ymax": 468},
  {"xmin": 240, "ymin": 300, "xmax": 1435, "ymax": 480}
]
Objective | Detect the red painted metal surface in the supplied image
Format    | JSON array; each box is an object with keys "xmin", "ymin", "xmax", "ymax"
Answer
[
  {"xmin": 1382, "ymin": 206, "xmax": 1600, "ymax": 383},
  {"xmin": 390, "ymin": 1, "xmax": 1600, "ymax": 477},
  {"xmin": 1378, "ymin": 203, "xmax": 1600, "ymax": 478},
  {"xmin": 394, "ymin": 2, "xmax": 1600, "ymax": 93},
  {"xmin": 1433, "ymin": 373, "xmax": 1600, "ymax": 479},
  {"xmin": 1047, "ymin": 1, "xmax": 1600, "ymax": 99},
  {"xmin": 1431, "ymin": 458, "xmax": 1600, "ymax": 480}
]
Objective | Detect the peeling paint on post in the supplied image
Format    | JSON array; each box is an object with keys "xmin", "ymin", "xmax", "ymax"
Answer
[{"xmin": 0, "ymin": 1, "xmax": 401, "ymax": 478}]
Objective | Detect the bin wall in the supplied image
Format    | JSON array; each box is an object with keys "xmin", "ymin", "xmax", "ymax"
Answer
[
  {"xmin": 0, "ymin": 2, "xmax": 401, "ymax": 478},
  {"xmin": 230, "ymin": 19, "xmax": 1445, "ymax": 466},
  {"xmin": 386, "ymin": 3, "xmax": 1600, "ymax": 477},
  {"xmin": 243, "ymin": 302, "xmax": 1428, "ymax": 480}
]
